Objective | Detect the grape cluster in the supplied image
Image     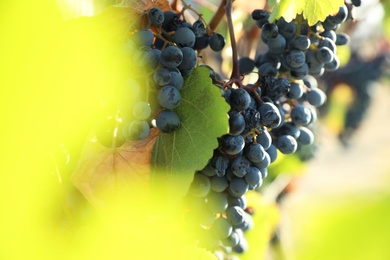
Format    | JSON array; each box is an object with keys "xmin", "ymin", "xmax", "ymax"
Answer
[
  {"xmin": 131, "ymin": 8, "xmax": 226, "ymax": 134},
  {"xmin": 184, "ymin": 4, "xmax": 357, "ymax": 259}
]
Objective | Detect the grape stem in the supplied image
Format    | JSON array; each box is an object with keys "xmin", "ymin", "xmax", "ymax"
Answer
[{"xmin": 224, "ymin": 0, "xmax": 241, "ymax": 83}]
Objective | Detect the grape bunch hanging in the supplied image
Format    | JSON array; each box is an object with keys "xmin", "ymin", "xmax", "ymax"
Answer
[{"xmin": 101, "ymin": 1, "xmax": 361, "ymax": 259}]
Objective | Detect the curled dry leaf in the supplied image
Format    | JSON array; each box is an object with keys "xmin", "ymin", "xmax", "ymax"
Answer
[{"xmin": 71, "ymin": 128, "xmax": 160, "ymax": 206}]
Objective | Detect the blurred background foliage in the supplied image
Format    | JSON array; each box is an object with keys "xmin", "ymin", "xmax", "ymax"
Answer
[{"xmin": 1, "ymin": 0, "xmax": 390, "ymax": 259}]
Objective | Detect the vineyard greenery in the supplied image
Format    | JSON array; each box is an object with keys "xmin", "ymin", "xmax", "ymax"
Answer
[{"xmin": 1, "ymin": 0, "xmax": 390, "ymax": 260}]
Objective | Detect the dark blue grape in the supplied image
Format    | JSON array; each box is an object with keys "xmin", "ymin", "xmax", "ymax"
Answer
[
  {"xmin": 156, "ymin": 110, "xmax": 180, "ymax": 133},
  {"xmin": 160, "ymin": 46, "xmax": 183, "ymax": 68},
  {"xmin": 290, "ymin": 104, "xmax": 312, "ymax": 126},
  {"xmin": 231, "ymin": 156, "xmax": 251, "ymax": 177},
  {"xmin": 267, "ymin": 34, "xmax": 286, "ymax": 54},
  {"xmin": 178, "ymin": 47, "xmax": 197, "ymax": 70},
  {"xmin": 244, "ymin": 166, "xmax": 262, "ymax": 189},
  {"xmin": 246, "ymin": 143, "xmax": 266, "ymax": 163},
  {"xmin": 238, "ymin": 56, "xmax": 255, "ymax": 75},
  {"xmin": 149, "ymin": 8, "xmax": 164, "ymax": 25},
  {"xmin": 209, "ymin": 33, "xmax": 226, "ymax": 52},
  {"xmin": 287, "ymin": 82, "xmax": 304, "ymax": 99},
  {"xmin": 258, "ymin": 102, "xmax": 282, "ymax": 128},
  {"xmin": 192, "ymin": 19, "xmax": 207, "ymax": 37},
  {"xmin": 157, "ymin": 85, "xmax": 181, "ymax": 109},
  {"xmin": 174, "ymin": 27, "xmax": 196, "ymax": 48},
  {"xmin": 290, "ymin": 35, "xmax": 311, "ymax": 51},
  {"xmin": 228, "ymin": 111, "xmax": 245, "ymax": 136},
  {"xmin": 276, "ymin": 135, "xmax": 298, "ymax": 154},
  {"xmin": 153, "ymin": 67, "xmax": 171, "ymax": 86},
  {"xmin": 256, "ymin": 128, "xmax": 272, "ymax": 150},
  {"xmin": 229, "ymin": 88, "xmax": 252, "ymax": 112},
  {"xmin": 220, "ymin": 134, "xmax": 245, "ymax": 155},
  {"xmin": 228, "ymin": 176, "xmax": 249, "ymax": 198},
  {"xmin": 297, "ymin": 126, "xmax": 314, "ymax": 145},
  {"xmin": 261, "ymin": 23, "xmax": 279, "ymax": 40}
]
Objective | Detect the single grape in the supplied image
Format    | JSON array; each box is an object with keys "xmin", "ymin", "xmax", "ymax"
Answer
[
  {"xmin": 290, "ymin": 104, "xmax": 312, "ymax": 126},
  {"xmin": 272, "ymin": 121, "xmax": 301, "ymax": 139},
  {"xmin": 122, "ymin": 120, "xmax": 150, "ymax": 140},
  {"xmin": 287, "ymin": 82, "xmax": 304, "ymax": 99},
  {"xmin": 206, "ymin": 191, "xmax": 228, "ymax": 214},
  {"xmin": 220, "ymin": 134, "xmax": 245, "ymax": 155},
  {"xmin": 192, "ymin": 19, "xmax": 207, "ymax": 37},
  {"xmin": 251, "ymin": 9, "xmax": 269, "ymax": 21},
  {"xmin": 276, "ymin": 134, "xmax": 298, "ymax": 154},
  {"xmin": 209, "ymin": 33, "xmax": 226, "ymax": 52},
  {"xmin": 157, "ymin": 85, "xmax": 181, "ymax": 109},
  {"xmin": 256, "ymin": 128, "xmax": 272, "ymax": 150},
  {"xmin": 210, "ymin": 153, "xmax": 230, "ymax": 177},
  {"xmin": 178, "ymin": 47, "xmax": 197, "ymax": 70},
  {"xmin": 253, "ymin": 151, "xmax": 270, "ymax": 169},
  {"xmin": 228, "ymin": 176, "xmax": 249, "ymax": 198},
  {"xmin": 335, "ymin": 33, "xmax": 350, "ymax": 45},
  {"xmin": 285, "ymin": 50, "xmax": 306, "ymax": 69},
  {"xmin": 325, "ymin": 4, "xmax": 348, "ymax": 26},
  {"xmin": 244, "ymin": 167, "xmax": 262, "ymax": 189},
  {"xmin": 290, "ymin": 35, "xmax": 311, "ymax": 51},
  {"xmin": 297, "ymin": 126, "xmax": 314, "ymax": 145},
  {"xmin": 267, "ymin": 34, "xmax": 286, "ymax": 54},
  {"xmin": 168, "ymin": 70, "xmax": 184, "ymax": 90},
  {"xmin": 189, "ymin": 172, "xmax": 211, "ymax": 197},
  {"xmin": 153, "ymin": 67, "xmax": 171, "ymax": 86},
  {"xmin": 320, "ymin": 30, "xmax": 337, "ymax": 42},
  {"xmin": 210, "ymin": 176, "xmax": 228, "ymax": 192},
  {"xmin": 156, "ymin": 110, "xmax": 181, "ymax": 133},
  {"xmin": 324, "ymin": 55, "xmax": 340, "ymax": 71},
  {"xmin": 258, "ymin": 102, "xmax": 282, "ymax": 128},
  {"xmin": 316, "ymin": 46, "xmax": 334, "ymax": 64},
  {"xmin": 174, "ymin": 27, "xmax": 196, "ymax": 48},
  {"xmin": 160, "ymin": 46, "xmax": 183, "ymax": 68},
  {"xmin": 318, "ymin": 37, "xmax": 337, "ymax": 53},
  {"xmin": 307, "ymin": 88, "xmax": 327, "ymax": 107},
  {"xmin": 162, "ymin": 11, "xmax": 179, "ymax": 32},
  {"xmin": 231, "ymin": 156, "xmax": 251, "ymax": 177},
  {"xmin": 243, "ymin": 106, "xmax": 261, "ymax": 128},
  {"xmin": 226, "ymin": 206, "xmax": 246, "ymax": 227},
  {"xmin": 229, "ymin": 88, "xmax": 252, "ymax": 112},
  {"xmin": 228, "ymin": 111, "xmax": 245, "ymax": 136},
  {"xmin": 246, "ymin": 143, "xmax": 266, "ymax": 163},
  {"xmin": 194, "ymin": 35, "xmax": 209, "ymax": 50},
  {"xmin": 258, "ymin": 62, "xmax": 278, "ymax": 76},
  {"xmin": 261, "ymin": 23, "xmax": 279, "ymax": 40},
  {"xmin": 134, "ymin": 29, "xmax": 154, "ymax": 46},
  {"xmin": 276, "ymin": 17, "xmax": 296, "ymax": 39},
  {"xmin": 132, "ymin": 101, "xmax": 151, "ymax": 120},
  {"xmin": 148, "ymin": 7, "xmax": 164, "ymax": 25},
  {"xmin": 238, "ymin": 56, "xmax": 255, "ymax": 75}
]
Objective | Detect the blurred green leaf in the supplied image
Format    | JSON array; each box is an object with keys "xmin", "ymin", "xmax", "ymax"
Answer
[{"xmin": 269, "ymin": 0, "xmax": 344, "ymax": 26}]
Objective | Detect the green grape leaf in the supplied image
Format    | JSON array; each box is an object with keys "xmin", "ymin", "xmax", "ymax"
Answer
[
  {"xmin": 151, "ymin": 67, "xmax": 230, "ymax": 197},
  {"xmin": 269, "ymin": 0, "xmax": 344, "ymax": 26}
]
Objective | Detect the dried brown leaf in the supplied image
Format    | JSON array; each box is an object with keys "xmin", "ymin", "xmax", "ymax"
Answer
[{"xmin": 71, "ymin": 128, "xmax": 160, "ymax": 206}]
